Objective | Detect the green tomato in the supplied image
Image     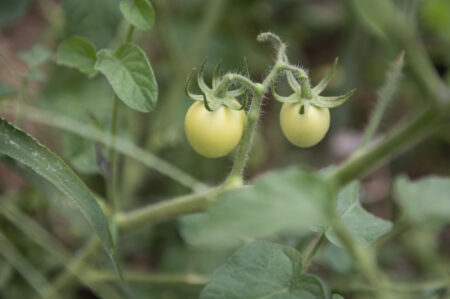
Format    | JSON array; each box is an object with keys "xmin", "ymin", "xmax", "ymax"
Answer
[
  {"xmin": 280, "ymin": 103, "xmax": 330, "ymax": 148},
  {"xmin": 185, "ymin": 101, "xmax": 246, "ymax": 158}
]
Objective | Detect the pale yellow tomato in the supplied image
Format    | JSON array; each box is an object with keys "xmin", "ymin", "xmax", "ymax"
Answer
[
  {"xmin": 280, "ymin": 103, "xmax": 330, "ymax": 148},
  {"xmin": 185, "ymin": 101, "xmax": 246, "ymax": 158}
]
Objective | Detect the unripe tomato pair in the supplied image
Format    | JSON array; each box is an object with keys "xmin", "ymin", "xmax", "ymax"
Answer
[{"xmin": 184, "ymin": 101, "xmax": 330, "ymax": 158}]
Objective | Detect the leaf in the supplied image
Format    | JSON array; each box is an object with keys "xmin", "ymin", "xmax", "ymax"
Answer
[
  {"xmin": 95, "ymin": 43, "xmax": 158, "ymax": 112},
  {"xmin": 200, "ymin": 241, "xmax": 329, "ymax": 299},
  {"xmin": 394, "ymin": 175, "xmax": 450, "ymax": 229},
  {"xmin": 0, "ymin": 117, "xmax": 121, "ymax": 278},
  {"xmin": 326, "ymin": 181, "xmax": 392, "ymax": 247},
  {"xmin": 56, "ymin": 36, "xmax": 98, "ymax": 78},
  {"xmin": 120, "ymin": 0, "xmax": 155, "ymax": 30},
  {"xmin": 18, "ymin": 44, "xmax": 52, "ymax": 69},
  {"xmin": 181, "ymin": 167, "xmax": 333, "ymax": 248},
  {"xmin": 63, "ymin": 0, "xmax": 122, "ymax": 48}
]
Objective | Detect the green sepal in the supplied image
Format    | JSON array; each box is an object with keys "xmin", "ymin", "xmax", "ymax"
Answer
[
  {"xmin": 226, "ymin": 85, "xmax": 246, "ymax": 97},
  {"xmin": 202, "ymin": 94, "xmax": 222, "ymax": 111},
  {"xmin": 312, "ymin": 57, "xmax": 338, "ymax": 94},
  {"xmin": 197, "ymin": 58, "xmax": 211, "ymax": 95},
  {"xmin": 185, "ymin": 68, "xmax": 203, "ymax": 101},
  {"xmin": 222, "ymin": 95, "xmax": 248, "ymax": 111},
  {"xmin": 312, "ymin": 88, "xmax": 356, "ymax": 108},
  {"xmin": 286, "ymin": 71, "xmax": 301, "ymax": 94},
  {"xmin": 271, "ymin": 81, "xmax": 299, "ymax": 103},
  {"xmin": 212, "ymin": 59, "xmax": 222, "ymax": 89}
]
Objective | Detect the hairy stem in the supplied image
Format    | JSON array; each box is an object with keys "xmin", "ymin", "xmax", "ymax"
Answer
[
  {"xmin": 360, "ymin": 52, "xmax": 405, "ymax": 147},
  {"xmin": 116, "ymin": 185, "xmax": 239, "ymax": 233},
  {"xmin": 225, "ymin": 45, "xmax": 287, "ymax": 184},
  {"xmin": 303, "ymin": 233, "xmax": 326, "ymax": 271},
  {"xmin": 328, "ymin": 107, "xmax": 438, "ymax": 188},
  {"xmin": 85, "ymin": 270, "xmax": 210, "ymax": 286}
]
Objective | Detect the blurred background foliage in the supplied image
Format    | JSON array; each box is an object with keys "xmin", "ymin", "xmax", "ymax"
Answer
[{"xmin": 0, "ymin": 0, "xmax": 449, "ymax": 298}]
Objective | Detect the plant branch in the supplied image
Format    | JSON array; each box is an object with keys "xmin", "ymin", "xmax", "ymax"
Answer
[
  {"xmin": 327, "ymin": 106, "xmax": 439, "ymax": 188},
  {"xmin": 303, "ymin": 233, "xmax": 326, "ymax": 271},
  {"xmin": 214, "ymin": 73, "xmax": 260, "ymax": 97},
  {"xmin": 225, "ymin": 39, "xmax": 289, "ymax": 185},
  {"xmin": 85, "ymin": 270, "xmax": 210, "ymax": 286},
  {"xmin": 360, "ymin": 52, "xmax": 405, "ymax": 147},
  {"xmin": 116, "ymin": 185, "xmax": 239, "ymax": 233}
]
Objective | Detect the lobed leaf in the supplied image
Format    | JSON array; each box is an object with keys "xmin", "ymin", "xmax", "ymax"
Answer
[
  {"xmin": 326, "ymin": 181, "xmax": 392, "ymax": 247},
  {"xmin": 181, "ymin": 167, "xmax": 333, "ymax": 248},
  {"xmin": 120, "ymin": 0, "xmax": 155, "ymax": 30},
  {"xmin": 200, "ymin": 241, "xmax": 329, "ymax": 299},
  {"xmin": 56, "ymin": 36, "xmax": 98, "ymax": 78},
  {"xmin": 394, "ymin": 175, "xmax": 450, "ymax": 229},
  {"xmin": 95, "ymin": 43, "xmax": 158, "ymax": 112}
]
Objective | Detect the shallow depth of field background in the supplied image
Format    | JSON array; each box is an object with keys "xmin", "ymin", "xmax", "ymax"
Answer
[{"xmin": 0, "ymin": 0, "xmax": 449, "ymax": 298}]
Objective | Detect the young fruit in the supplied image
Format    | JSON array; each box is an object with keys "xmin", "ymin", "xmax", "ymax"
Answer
[
  {"xmin": 280, "ymin": 103, "xmax": 330, "ymax": 148},
  {"xmin": 185, "ymin": 101, "xmax": 246, "ymax": 158}
]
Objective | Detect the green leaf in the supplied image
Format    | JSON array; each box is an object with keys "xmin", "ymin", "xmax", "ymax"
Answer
[
  {"xmin": 18, "ymin": 44, "xmax": 52, "ymax": 69},
  {"xmin": 120, "ymin": 0, "xmax": 155, "ymax": 30},
  {"xmin": 0, "ymin": 117, "xmax": 121, "ymax": 278},
  {"xmin": 63, "ymin": 0, "xmax": 121, "ymax": 48},
  {"xmin": 394, "ymin": 175, "xmax": 450, "ymax": 229},
  {"xmin": 200, "ymin": 241, "xmax": 329, "ymax": 299},
  {"xmin": 332, "ymin": 294, "xmax": 345, "ymax": 299},
  {"xmin": 95, "ymin": 43, "xmax": 158, "ymax": 112},
  {"xmin": 326, "ymin": 181, "xmax": 392, "ymax": 247},
  {"xmin": 56, "ymin": 36, "xmax": 97, "ymax": 78},
  {"xmin": 181, "ymin": 167, "xmax": 333, "ymax": 248}
]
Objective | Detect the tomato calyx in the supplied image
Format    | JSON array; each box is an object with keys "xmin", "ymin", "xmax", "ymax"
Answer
[
  {"xmin": 272, "ymin": 57, "xmax": 355, "ymax": 112},
  {"xmin": 185, "ymin": 58, "xmax": 249, "ymax": 112}
]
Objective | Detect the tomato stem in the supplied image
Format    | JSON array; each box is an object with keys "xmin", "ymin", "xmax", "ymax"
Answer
[{"xmin": 328, "ymin": 106, "xmax": 439, "ymax": 188}]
